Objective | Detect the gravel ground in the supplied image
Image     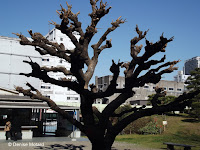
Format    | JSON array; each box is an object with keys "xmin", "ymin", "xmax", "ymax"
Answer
[{"xmin": 0, "ymin": 137, "xmax": 161, "ymax": 150}]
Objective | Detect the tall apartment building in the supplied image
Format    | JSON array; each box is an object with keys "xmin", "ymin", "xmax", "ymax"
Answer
[
  {"xmin": 184, "ymin": 56, "xmax": 200, "ymax": 75},
  {"xmin": 95, "ymin": 75, "xmax": 184, "ymax": 105},
  {"xmin": 0, "ymin": 36, "xmax": 41, "ymax": 90},
  {"xmin": 41, "ymin": 28, "xmax": 81, "ymax": 105}
]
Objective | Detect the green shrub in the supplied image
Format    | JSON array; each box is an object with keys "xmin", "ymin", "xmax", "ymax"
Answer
[
  {"xmin": 122, "ymin": 117, "xmax": 152, "ymax": 134},
  {"xmin": 139, "ymin": 119, "xmax": 162, "ymax": 134}
]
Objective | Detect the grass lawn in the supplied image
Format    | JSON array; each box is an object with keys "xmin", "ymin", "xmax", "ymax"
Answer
[{"xmin": 115, "ymin": 114, "xmax": 200, "ymax": 150}]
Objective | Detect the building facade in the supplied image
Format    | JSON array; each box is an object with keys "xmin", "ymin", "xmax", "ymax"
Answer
[
  {"xmin": 0, "ymin": 36, "xmax": 41, "ymax": 90},
  {"xmin": 40, "ymin": 28, "xmax": 81, "ymax": 105},
  {"xmin": 95, "ymin": 75, "xmax": 184, "ymax": 105},
  {"xmin": 0, "ymin": 28, "xmax": 81, "ymax": 105}
]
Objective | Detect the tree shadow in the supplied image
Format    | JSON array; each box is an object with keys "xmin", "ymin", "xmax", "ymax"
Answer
[
  {"xmin": 34, "ymin": 144, "xmax": 131, "ymax": 150},
  {"xmin": 181, "ymin": 118, "xmax": 200, "ymax": 123},
  {"xmin": 34, "ymin": 144, "xmax": 85, "ymax": 150}
]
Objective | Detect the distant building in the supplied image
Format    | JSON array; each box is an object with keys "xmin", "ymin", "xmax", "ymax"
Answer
[
  {"xmin": 95, "ymin": 75, "xmax": 184, "ymax": 105},
  {"xmin": 184, "ymin": 56, "xmax": 200, "ymax": 75},
  {"xmin": 174, "ymin": 71, "xmax": 190, "ymax": 83},
  {"xmin": 174, "ymin": 56, "xmax": 200, "ymax": 83},
  {"xmin": 0, "ymin": 36, "xmax": 41, "ymax": 90}
]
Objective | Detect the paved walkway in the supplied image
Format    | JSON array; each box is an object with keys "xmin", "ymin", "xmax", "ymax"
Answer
[{"xmin": 0, "ymin": 137, "xmax": 160, "ymax": 150}]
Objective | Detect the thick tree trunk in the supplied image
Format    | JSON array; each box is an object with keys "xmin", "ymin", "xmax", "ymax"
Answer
[
  {"xmin": 89, "ymin": 131, "xmax": 116, "ymax": 150},
  {"xmin": 91, "ymin": 139, "xmax": 113, "ymax": 150}
]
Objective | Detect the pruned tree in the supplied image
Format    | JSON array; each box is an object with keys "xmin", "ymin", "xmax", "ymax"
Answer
[{"xmin": 13, "ymin": 1, "xmax": 200, "ymax": 150}]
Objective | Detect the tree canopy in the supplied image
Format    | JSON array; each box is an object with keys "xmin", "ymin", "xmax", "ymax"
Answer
[
  {"xmin": 13, "ymin": 1, "xmax": 200, "ymax": 149},
  {"xmin": 186, "ymin": 68, "xmax": 200, "ymax": 120}
]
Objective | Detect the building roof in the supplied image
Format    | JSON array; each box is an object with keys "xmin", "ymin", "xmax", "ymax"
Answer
[{"xmin": 0, "ymin": 95, "xmax": 79, "ymax": 110}]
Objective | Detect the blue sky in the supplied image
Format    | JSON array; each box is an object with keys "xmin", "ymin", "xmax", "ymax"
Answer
[{"xmin": 0, "ymin": 0, "xmax": 200, "ymax": 83}]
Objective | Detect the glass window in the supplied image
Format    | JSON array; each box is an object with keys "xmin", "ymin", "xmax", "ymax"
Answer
[{"xmin": 177, "ymin": 88, "xmax": 182, "ymax": 91}]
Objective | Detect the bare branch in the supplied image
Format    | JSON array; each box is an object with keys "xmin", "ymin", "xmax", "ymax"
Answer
[
  {"xmin": 112, "ymin": 89, "xmax": 200, "ymax": 136},
  {"xmin": 85, "ymin": 0, "xmax": 112, "ymax": 44},
  {"xmin": 91, "ymin": 60, "xmax": 123, "ymax": 98},
  {"xmin": 129, "ymin": 60, "xmax": 180, "ymax": 88},
  {"xmin": 91, "ymin": 16, "xmax": 125, "ymax": 60},
  {"xmin": 55, "ymin": 3, "xmax": 82, "ymax": 48},
  {"xmin": 13, "ymin": 32, "xmax": 71, "ymax": 62},
  {"xmin": 102, "ymin": 91, "xmax": 135, "ymax": 122},
  {"xmin": 111, "ymin": 105, "xmax": 146, "ymax": 118},
  {"xmin": 40, "ymin": 66, "xmax": 73, "ymax": 76},
  {"xmin": 21, "ymin": 60, "xmax": 83, "ymax": 94}
]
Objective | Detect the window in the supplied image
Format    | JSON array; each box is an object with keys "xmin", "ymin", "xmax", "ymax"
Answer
[
  {"xmin": 98, "ymin": 85, "xmax": 103, "ymax": 89},
  {"xmin": 49, "ymin": 31, "xmax": 53, "ymax": 35},
  {"xmin": 45, "ymin": 95, "xmax": 50, "ymax": 98},
  {"xmin": 67, "ymin": 97, "xmax": 70, "ymax": 100},
  {"xmin": 41, "ymin": 86, "xmax": 51, "ymax": 89},
  {"xmin": 177, "ymin": 88, "xmax": 182, "ymax": 91},
  {"xmin": 75, "ymin": 97, "xmax": 78, "ymax": 100},
  {"xmin": 169, "ymin": 88, "xmax": 174, "ymax": 91},
  {"xmin": 60, "ymin": 38, "xmax": 63, "ymax": 41},
  {"xmin": 144, "ymin": 86, "xmax": 149, "ymax": 89},
  {"xmin": 42, "ymin": 58, "xmax": 49, "ymax": 61}
]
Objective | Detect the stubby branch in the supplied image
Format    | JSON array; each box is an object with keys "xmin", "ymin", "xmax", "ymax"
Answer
[
  {"xmin": 21, "ymin": 60, "xmax": 83, "ymax": 94},
  {"xmin": 13, "ymin": 32, "xmax": 71, "ymax": 62},
  {"xmin": 41, "ymin": 66, "xmax": 73, "ymax": 76}
]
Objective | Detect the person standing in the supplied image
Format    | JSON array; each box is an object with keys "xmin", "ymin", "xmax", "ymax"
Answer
[{"xmin": 4, "ymin": 120, "xmax": 11, "ymax": 140}]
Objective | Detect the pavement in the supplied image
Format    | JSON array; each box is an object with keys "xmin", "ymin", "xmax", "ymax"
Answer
[{"xmin": 0, "ymin": 136, "xmax": 161, "ymax": 150}]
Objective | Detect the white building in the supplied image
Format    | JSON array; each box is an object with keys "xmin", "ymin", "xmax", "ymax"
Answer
[
  {"xmin": 41, "ymin": 28, "xmax": 81, "ymax": 105},
  {"xmin": 174, "ymin": 71, "xmax": 190, "ymax": 83},
  {"xmin": 0, "ymin": 36, "xmax": 41, "ymax": 90},
  {"xmin": 0, "ymin": 29, "xmax": 81, "ymax": 106}
]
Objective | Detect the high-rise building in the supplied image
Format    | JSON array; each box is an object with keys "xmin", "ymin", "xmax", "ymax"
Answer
[
  {"xmin": 174, "ymin": 56, "xmax": 200, "ymax": 82},
  {"xmin": 184, "ymin": 56, "xmax": 200, "ymax": 75}
]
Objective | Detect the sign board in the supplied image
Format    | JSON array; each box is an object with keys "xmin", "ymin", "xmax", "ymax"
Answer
[{"xmin": 163, "ymin": 121, "xmax": 167, "ymax": 125}]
